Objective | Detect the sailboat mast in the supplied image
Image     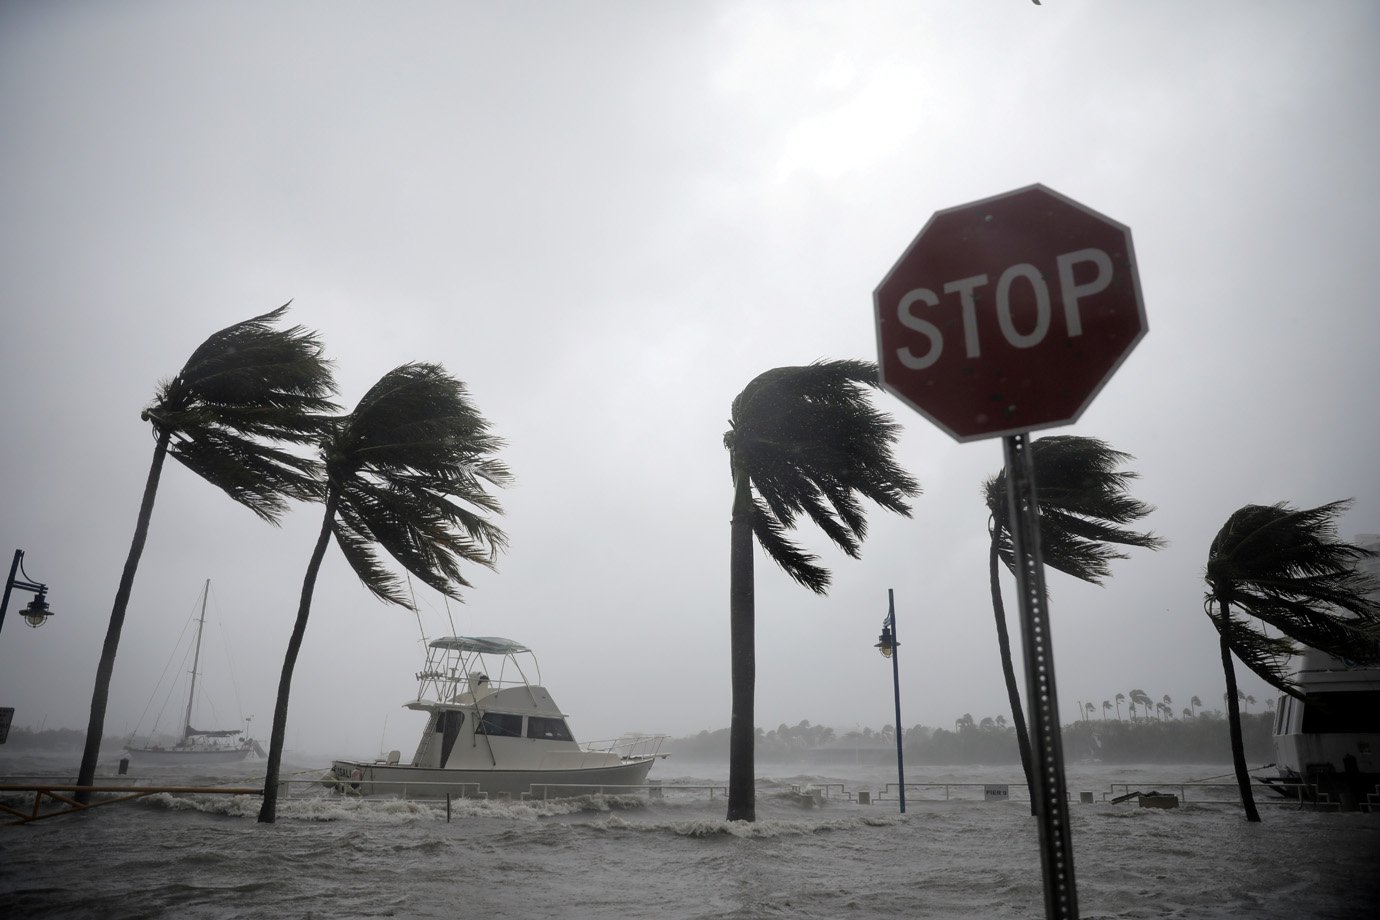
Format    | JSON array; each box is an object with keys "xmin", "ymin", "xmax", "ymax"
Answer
[{"xmin": 183, "ymin": 579, "xmax": 209, "ymax": 742}]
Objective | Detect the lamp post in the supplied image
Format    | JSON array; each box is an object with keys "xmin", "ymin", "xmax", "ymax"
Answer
[
  {"xmin": 874, "ymin": 588, "xmax": 905, "ymax": 814},
  {"xmin": 1, "ymin": 549, "xmax": 55, "ymax": 636}
]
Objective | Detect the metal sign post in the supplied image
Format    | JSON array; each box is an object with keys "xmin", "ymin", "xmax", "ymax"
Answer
[
  {"xmin": 1003, "ymin": 433, "xmax": 1078, "ymax": 920},
  {"xmin": 875, "ymin": 185, "xmax": 1148, "ymax": 920}
]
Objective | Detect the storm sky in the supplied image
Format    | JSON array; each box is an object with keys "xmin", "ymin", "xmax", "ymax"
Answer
[{"xmin": 2, "ymin": 1, "xmax": 1377, "ymax": 762}]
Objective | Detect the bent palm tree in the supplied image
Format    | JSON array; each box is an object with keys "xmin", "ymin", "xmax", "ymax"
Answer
[
  {"xmin": 724, "ymin": 360, "xmax": 918, "ymax": 821},
  {"xmin": 258, "ymin": 363, "xmax": 512, "ymax": 823},
  {"xmin": 1115, "ymin": 692, "xmax": 1125, "ymax": 720},
  {"xmin": 1190, "ymin": 694, "xmax": 1202, "ymax": 717},
  {"xmin": 983, "ymin": 436, "xmax": 1163, "ymax": 803},
  {"xmin": 1129, "ymin": 689, "xmax": 1152, "ymax": 721},
  {"xmin": 1204, "ymin": 500, "xmax": 1380, "ymax": 822},
  {"xmin": 77, "ymin": 305, "xmax": 336, "ymax": 794}
]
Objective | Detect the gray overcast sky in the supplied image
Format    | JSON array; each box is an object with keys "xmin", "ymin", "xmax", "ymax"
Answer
[{"xmin": 2, "ymin": 1, "xmax": 1378, "ymax": 761}]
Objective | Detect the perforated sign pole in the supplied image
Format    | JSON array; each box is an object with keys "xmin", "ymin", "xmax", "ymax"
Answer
[
  {"xmin": 875, "ymin": 185, "xmax": 1148, "ymax": 920},
  {"xmin": 1003, "ymin": 434, "xmax": 1078, "ymax": 920}
]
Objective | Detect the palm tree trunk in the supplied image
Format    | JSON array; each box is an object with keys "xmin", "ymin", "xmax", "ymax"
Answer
[
  {"xmin": 76, "ymin": 432, "xmax": 171, "ymax": 801},
  {"xmin": 727, "ymin": 472, "xmax": 756, "ymax": 822},
  {"xmin": 989, "ymin": 536, "xmax": 1036, "ymax": 814},
  {"xmin": 1218, "ymin": 601, "xmax": 1261, "ymax": 823},
  {"xmin": 259, "ymin": 491, "xmax": 338, "ymax": 823}
]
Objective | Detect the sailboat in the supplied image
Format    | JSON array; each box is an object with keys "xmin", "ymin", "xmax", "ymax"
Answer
[{"xmin": 125, "ymin": 580, "xmax": 265, "ymax": 765}]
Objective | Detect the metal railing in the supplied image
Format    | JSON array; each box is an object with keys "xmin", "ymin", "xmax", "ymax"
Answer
[
  {"xmin": 877, "ymin": 781, "xmax": 1033, "ymax": 803},
  {"xmin": 1103, "ymin": 781, "xmax": 1341, "ymax": 808}
]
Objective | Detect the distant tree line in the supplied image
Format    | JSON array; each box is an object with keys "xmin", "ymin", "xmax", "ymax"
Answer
[{"xmin": 664, "ymin": 711, "xmax": 1275, "ymax": 766}]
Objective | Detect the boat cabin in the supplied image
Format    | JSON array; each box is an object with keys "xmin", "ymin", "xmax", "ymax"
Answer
[
  {"xmin": 1271, "ymin": 648, "xmax": 1380, "ymax": 803},
  {"xmin": 402, "ymin": 636, "xmax": 613, "ymax": 772}
]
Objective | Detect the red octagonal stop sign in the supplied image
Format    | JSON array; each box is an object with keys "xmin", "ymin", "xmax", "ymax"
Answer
[{"xmin": 874, "ymin": 184, "xmax": 1146, "ymax": 442}]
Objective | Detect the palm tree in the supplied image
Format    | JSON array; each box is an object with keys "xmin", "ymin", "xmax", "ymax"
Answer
[
  {"xmin": 258, "ymin": 363, "xmax": 511, "ymax": 823},
  {"xmin": 1244, "ymin": 694, "xmax": 1256, "ymax": 714},
  {"xmin": 1083, "ymin": 702, "xmax": 1096, "ymax": 721},
  {"xmin": 723, "ymin": 360, "xmax": 918, "ymax": 822},
  {"xmin": 1204, "ymin": 500, "xmax": 1380, "ymax": 822},
  {"xmin": 1115, "ymin": 692, "xmax": 1125, "ymax": 720},
  {"xmin": 1162, "ymin": 693, "xmax": 1173, "ymax": 716},
  {"xmin": 1129, "ymin": 689, "xmax": 1152, "ymax": 723},
  {"xmin": 76, "ymin": 306, "xmax": 336, "ymax": 795},
  {"xmin": 1189, "ymin": 694, "xmax": 1202, "ymax": 718},
  {"xmin": 984, "ymin": 436, "xmax": 1163, "ymax": 802},
  {"xmin": 1101, "ymin": 700, "xmax": 1111, "ymax": 720},
  {"xmin": 1181, "ymin": 707, "xmax": 1192, "ymax": 719}
]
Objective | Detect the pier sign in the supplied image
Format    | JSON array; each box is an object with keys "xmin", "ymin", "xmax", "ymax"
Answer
[{"xmin": 873, "ymin": 184, "xmax": 1145, "ymax": 442}]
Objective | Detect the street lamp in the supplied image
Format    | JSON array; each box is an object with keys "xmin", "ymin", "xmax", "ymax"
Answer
[
  {"xmin": 874, "ymin": 588, "xmax": 905, "ymax": 814},
  {"xmin": 2, "ymin": 549, "xmax": 55, "ymax": 635}
]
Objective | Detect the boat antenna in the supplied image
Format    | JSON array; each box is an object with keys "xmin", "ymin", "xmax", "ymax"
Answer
[
  {"xmin": 406, "ymin": 574, "xmax": 428, "ymax": 646},
  {"xmin": 443, "ymin": 596, "xmax": 458, "ymax": 637}
]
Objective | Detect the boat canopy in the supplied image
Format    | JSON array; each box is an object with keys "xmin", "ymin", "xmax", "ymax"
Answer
[{"xmin": 428, "ymin": 636, "xmax": 530, "ymax": 655}]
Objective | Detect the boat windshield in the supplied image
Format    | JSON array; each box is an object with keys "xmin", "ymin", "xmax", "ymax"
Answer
[{"xmin": 1300, "ymin": 690, "xmax": 1380, "ymax": 733}]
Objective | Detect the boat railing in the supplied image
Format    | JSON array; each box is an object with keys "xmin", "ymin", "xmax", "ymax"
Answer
[
  {"xmin": 868, "ymin": 779, "xmax": 1353, "ymax": 808},
  {"xmin": 581, "ymin": 733, "xmax": 669, "ymax": 760},
  {"xmin": 876, "ymin": 781, "xmax": 1033, "ymax": 804},
  {"xmin": 416, "ymin": 671, "xmax": 516, "ymax": 697},
  {"xmin": 1105, "ymin": 780, "xmax": 1342, "ymax": 809},
  {"xmin": 524, "ymin": 782, "xmax": 725, "ymax": 801},
  {"xmin": 314, "ymin": 774, "xmax": 490, "ymax": 800}
]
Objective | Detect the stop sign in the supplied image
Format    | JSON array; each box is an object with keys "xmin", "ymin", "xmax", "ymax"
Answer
[{"xmin": 874, "ymin": 184, "xmax": 1146, "ymax": 442}]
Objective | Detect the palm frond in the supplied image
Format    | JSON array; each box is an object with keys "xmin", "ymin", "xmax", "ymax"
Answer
[
  {"xmin": 748, "ymin": 498, "xmax": 830, "ymax": 594},
  {"xmin": 143, "ymin": 304, "xmax": 338, "ymax": 521},
  {"xmin": 324, "ymin": 363, "xmax": 511, "ymax": 606},
  {"xmin": 726, "ymin": 360, "xmax": 919, "ymax": 590},
  {"xmin": 1205, "ymin": 500, "xmax": 1380, "ymax": 663},
  {"xmin": 332, "ymin": 507, "xmax": 411, "ymax": 607},
  {"xmin": 1206, "ymin": 599, "xmax": 1302, "ymax": 695},
  {"xmin": 986, "ymin": 435, "xmax": 1164, "ymax": 585},
  {"xmin": 169, "ymin": 431, "xmax": 324, "ymax": 519}
]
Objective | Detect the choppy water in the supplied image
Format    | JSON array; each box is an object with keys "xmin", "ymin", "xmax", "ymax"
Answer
[{"xmin": 2, "ymin": 753, "xmax": 1377, "ymax": 919}]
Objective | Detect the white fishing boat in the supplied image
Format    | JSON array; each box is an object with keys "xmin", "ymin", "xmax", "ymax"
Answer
[
  {"xmin": 325, "ymin": 636, "xmax": 666, "ymax": 798},
  {"xmin": 125, "ymin": 580, "xmax": 265, "ymax": 766},
  {"xmin": 1260, "ymin": 647, "xmax": 1380, "ymax": 807}
]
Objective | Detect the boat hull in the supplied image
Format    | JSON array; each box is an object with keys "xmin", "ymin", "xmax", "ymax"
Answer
[
  {"xmin": 326, "ymin": 756, "xmax": 658, "ymax": 799},
  {"xmin": 127, "ymin": 746, "xmax": 254, "ymax": 766}
]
